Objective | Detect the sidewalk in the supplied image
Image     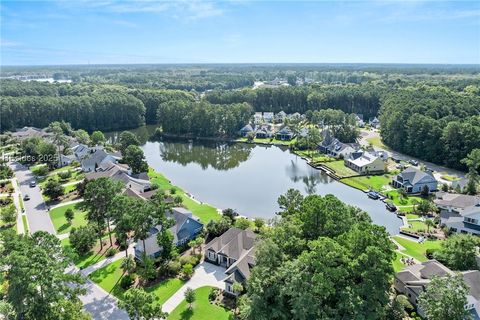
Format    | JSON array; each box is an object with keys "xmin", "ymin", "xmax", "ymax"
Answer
[{"xmin": 49, "ymin": 198, "xmax": 84, "ymax": 210}]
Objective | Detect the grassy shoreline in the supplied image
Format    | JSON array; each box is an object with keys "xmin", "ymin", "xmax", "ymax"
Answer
[{"xmin": 148, "ymin": 168, "xmax": 221, "ymax": 223}]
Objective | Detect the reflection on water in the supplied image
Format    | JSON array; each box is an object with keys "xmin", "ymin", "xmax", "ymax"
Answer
[
  {"xmin": 158, "ymin": 141, "xmax": 254, "ymax": 171},
  {"xmin": 136, "ymin": 137, "xmax": 403, "ymax": 234},
  {"xmin": 106, "ymin": 126, "xmax": 402, "ymax": 234}
]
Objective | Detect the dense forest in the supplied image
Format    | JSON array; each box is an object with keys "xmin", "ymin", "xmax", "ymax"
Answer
[
  {"xmin": 379, "ymin": 86, "xmax": 480, "ymax": 170},
  {"xmin": 1, "ymin": 64, "xmax": 479, "ymax": 169}
]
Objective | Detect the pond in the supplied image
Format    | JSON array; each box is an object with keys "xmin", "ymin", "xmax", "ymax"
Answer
[{"xmin": 107, "ymin": 127, "xmax": 403, "ymax": 234}]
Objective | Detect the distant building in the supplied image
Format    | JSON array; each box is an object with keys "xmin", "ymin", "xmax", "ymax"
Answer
[
  {"xmin": 255, "ymin": 124, "xmax": 274, "ymax": 139},
  {"xmin": 12, "ymin": 127, "xmax": 52, "ymax": 141},
  {"xmin": 263, "ymin": 112, "xmax": 274, "ymax": 123},
  {"xmin": 435, "ymin": 193, "xmax": 480, "ymax": 235},
  {"xmin": 276, "ymin": 126, "xmax": 294, "ymax": 141},
  {"xmin": 392, "ymin": 167, "xmax": 438, "ymax": 194},
  {"xmin": 318, "ymin": 130, "xmax": 360, "ymax": 159},
  {"xmin": 275, "ymin": 111, "xmax": 287, "ymax": 123},
  {"xmin": 394, "ymin": 260, "xmax": 480, "ymax": 319},
  {"xmin": 253, "ymin": 112, "xmax": 263, "ymax": 125},
  {"xmin": 369, "ymin": 117, "xmax": 380, "ymax": 128},
  {"xmin": 239, "ymin": 124, "xmax": 256, "ymax": 137}
]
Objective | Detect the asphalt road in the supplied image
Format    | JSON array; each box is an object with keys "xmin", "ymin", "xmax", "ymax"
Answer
[{"xmin": 11, "ymin": 162, "xmax": 56, "ymax": 234}]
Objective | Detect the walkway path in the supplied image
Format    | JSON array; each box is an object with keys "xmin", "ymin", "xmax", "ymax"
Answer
[
  {"xmin": 49, "ymin": 198, "xmax": 84, "ymax": 210},
  {"xmin": 10, "ymin": 162, "xmax": 55, "ymax": 234},
  {"xmin": 8, "ymin": 178, "xmax": 26, "ymax": 234},
  {"xmin": 80, "ymin": 244, "xmax": 135, "ymax": 277},
  {"xmin": 162, "ymin": 261, "xmax": 226, "ymax": 313}
]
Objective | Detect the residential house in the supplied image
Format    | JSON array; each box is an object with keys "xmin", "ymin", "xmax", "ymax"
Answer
[
  {"xmin": 287, "ymin": 112, "xmax": 302, "ymax": 121},
  {"xmin": 204, "ymin": 228, "xmax": 256, "ymax": 296},
  {"xmin": 85, "ymin": 161, "xmax": 151, "ymax": 193},
  {"xmin": 255, "ymin": 124, "xmax": 274, "ymax": 139},
  {"xmin": 58, "ymin": 154, "xmax": 76, "ymax": 167},
  {"xmin": 298, "ymin": 127, "xmax": 309, "ymax": 138},
  {"xmin": 12, "ymin": 127, "xmax": 52, "ymax": 141},
  {"xmin": 275, "ymin": 111, "xmax": 287, "ymax": 123},
  {"xmin": 263, "ymin": 112, "xmax": 274, "ymax": 123},
  {"xmin": 134, "ymin": 207, "xmax": 204, "ymax": 260},
  {"xmin": 369, "ymin": 117, "xmax": 380, "ymax": 128},
  {"xmin": 435, "ymin": 192, "xmax": 480, "ymax": 235},
  {"xmin": 452, "ymin": 178, "xmax": 469, "ymax": 192},
  {"xmin": 345, "ymin": 151, "xmax": 385, "ymax": 174},
  {"xmin": 392, "ymin": 167, "xmax": 438, "ymax": 194},
  {"xmin": 354, "ymin": 114, "xmax": 365, "ymax": 127},
  {"xmin": 253, "ymin": 112, "xmax": 263, "ymax": 125},
  {"xmin": 80, "ymin": 148, "xmax": 119, "ymax": 172},
  {"xmin": 317, "ymin": 130, "xmax": 360, "ymax": 159},
  {"xmin": 276, "ymin": 126, "xmax": 294, "ymax": 141},
  {"xmin": 239, "ymin": 124, "xmax": 256, "ymax": 138},
  {"xmin": 394, "ymin": 260, "xmax": 480, "ymax": 319}
]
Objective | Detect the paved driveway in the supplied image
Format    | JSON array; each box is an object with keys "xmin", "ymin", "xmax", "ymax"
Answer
[
  {"xmin": 162, "ymin": 262, "xmax": 226, "ymax": 313},
  {"xmin": 11, "ymin": 162, "xmax": 55, "ymax": 234}
]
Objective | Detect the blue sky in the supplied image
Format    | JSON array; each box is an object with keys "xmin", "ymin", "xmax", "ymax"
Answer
[{"xmin": 1, "ymin": 0, "xmax": 479, "ymax": 65}]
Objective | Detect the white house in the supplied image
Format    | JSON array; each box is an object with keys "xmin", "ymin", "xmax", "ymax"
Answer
[{"xmin": 345, "ymin": 152, "xmax": 385, "ymax": 174}]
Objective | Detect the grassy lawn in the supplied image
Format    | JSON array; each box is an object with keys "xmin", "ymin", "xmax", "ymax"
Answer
[
  {"xmin": 401, "ymin": 220, "xmax": 429, "ymax": 233},
  {"xmin": 293, "ymin": 150, "xmax": 333, "ymax": 163},
  {"xmin": 168, "ymin": 286, "xmax": 232, "ymax": 320},
  {"xmin": 145, "ymin": 278, "xmax": 186, "ymax": 305},
  {"xmin": 64, "ymin": 183, "xmax": 79, "ymax": 194},
  {"xmin": 22, "ymin": 215, "xmax": 29, "ymax": 233},
  {"xmin": 236, "ymin": 137, "xmax": 297, "ymax": 146},
  {"xmin": 148, "ymin": 168, "xmax": 221, "ymax": 223},
  {"xmin": 366, "ymin": 136, "xmax": 389, "ymax": 150},
  {"xmin": 340, "ymin": 174, "xmax": 392, "ymax": 191},
  {"xmin": 322, "ymin": 160, "xmax": 358, "ymax": 178},
  {"xmin": 440, "ymin": 174, "xmax": 460, "ymax": 181},
  {"xmin": 39, "ymin": 170, "xmax": 84, "ymax": 188},
  {"xmin": 89, "ymin": 257, "xmax": 185, "ymax": 304},
  {"xmin": 393, "ymin": 252, "xmax": 406, "ymax": 272},
  {"xmin": 385, "ymin": 190, "xmax": 423, "ymax": 206},
  {"xmin": 393, "ymin": 236, "xmax": 442, "ymax": 262},
  {"xmin": 61, "ymin": 237, "xmax": 108, "ymax": 269},
  {"xmin": 49, "ymin": 202, "xmax": 87, "ymax": 234},
  {"xmin": 89, "ymin": 258, "xmax": 126, "ymax": 298},
  {"xmin": 406, "ymin": 213, "xmax": 421, "ymax": 219}
]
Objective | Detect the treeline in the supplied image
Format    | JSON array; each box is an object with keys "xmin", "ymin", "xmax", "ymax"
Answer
[
  {"xmin": 205, "ymin": 84, "xmax": 383, "ymax": 119},
  {"xmin": 1, "ymin": 92, "xmax": 145, "ymax": 132},
  {"xmin": 157, "ymin": 100, "xmax": 252, "ymax": 137},
  {"xmin": 379, "ymin": 86, "xmax": 480, "ymax": 170}
]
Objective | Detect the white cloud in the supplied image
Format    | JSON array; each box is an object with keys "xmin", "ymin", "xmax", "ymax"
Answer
[{"xmin": 0, "ymin": 39, "xmax": 20, "ymax": 47}]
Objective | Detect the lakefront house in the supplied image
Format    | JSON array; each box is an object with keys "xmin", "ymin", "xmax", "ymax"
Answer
[
  {"xmin": 204, "ymin": 227, "xmax": 256, "ymax": 296},
  {"xmin": 391, "ymin": 167, "xmax": 438, "ymax": 194}
]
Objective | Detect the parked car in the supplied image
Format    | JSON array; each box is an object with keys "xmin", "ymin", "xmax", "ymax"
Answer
[
  {"xmin": 367, "ymin": 191, "xmax": 380, "ymax": 200},
  {"xmin": 408, "ymin": 160, "xmax": 419, "ymax": 166},
  {"xmin": 23, "ymin": 194, "xmax": 30, "ymax": 201},
  {"xmin": 386, "ymin": 202, "xmax": 397, "ymax": 212},
  {"xmin": 29, "ymin": 181, "xmax": 36, "ymax": 187}
]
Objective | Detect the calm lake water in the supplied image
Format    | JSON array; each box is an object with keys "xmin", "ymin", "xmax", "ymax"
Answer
[{"xmin": 107, "ymin": 126, "xmax": 403, "ymax": 234}]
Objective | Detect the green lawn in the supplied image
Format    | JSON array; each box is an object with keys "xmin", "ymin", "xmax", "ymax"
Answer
[
  {"xmin": 49, "ymin": 202, "xmax": 87, "ymax": 234},
  {"xmin": 61, "ymin": 237, "xmax": 108, "ymax": 269},
  {"xmin": 393, "ymin": 236, "xmax": 442, "ymax": 262},
  {"xmin": 323, "ymin": 160, "xmax": 358, "ymax": 178},
  {"xmin": 39, "ymin": 170, "xmax": 84, "ymax": 188},
  {"xmin": 293, "ymin": 150, "xmax": 333, "ymax": 163},
  {"xmin": 401, "ymin": 220, "xmax": 429, "ymax": 233},
  {"xmin": 89, "ymin": 258, "xmax": 126, "ymax": 298},
  {"xmin": 440, "ymin": 174, "xmax": 460, "ymax": 181},
  {"xmin": 340, "ymin": 174, "xmax": 392, "ymax": 191},
  {"xmin": 236, "ymin": 137, "xmax": 297, "ymax": 146},
  {"xmin": 385, "ymin": 190, "xmax": 423, "ymax": 206},
  {"xmin": 168, "ymin": 286, "xmax": 232, "ymax": 320},
  {"xmin": 145, "ymin": 278, "xmax": 186, "ymax": 305},
  {"xmin": 366, "ymin": 136, "xmax": 389, "ymax": 150},
  {"xmin": 22, "ymin": 215, "xmax": 29, "ymax": 234},
  {"xmin": 89, "ymin": 256, "xmax": 185, "ymax": 304},
  {"xmin": 406, "ymin": 213, "xmax": 421, "ymax": 219},
  {"xmin": 393, "ymin": 252, "xmax": 406, "ymax": 272},
  {"xmin": 148, "ymin": 168, "xmax": 221, "ymax": 223}
]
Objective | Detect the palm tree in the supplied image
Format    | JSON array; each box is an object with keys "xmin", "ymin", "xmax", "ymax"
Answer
[
  {"xmin": 188, "ymin": 240, "xmax": 196, "ymax": 254},
  {"xmin": 425, "ymin": 219, "xmax": 435, "ymax": 233}
]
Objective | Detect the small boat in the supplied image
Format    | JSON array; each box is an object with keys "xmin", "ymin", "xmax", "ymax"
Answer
[
  {"xmin": 367, "ymin": 191, "xmax": 379, "ymax": 200},
  {"xmin": 386, "ymin": 202, "xmax": 397, "ymax": 212}
]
